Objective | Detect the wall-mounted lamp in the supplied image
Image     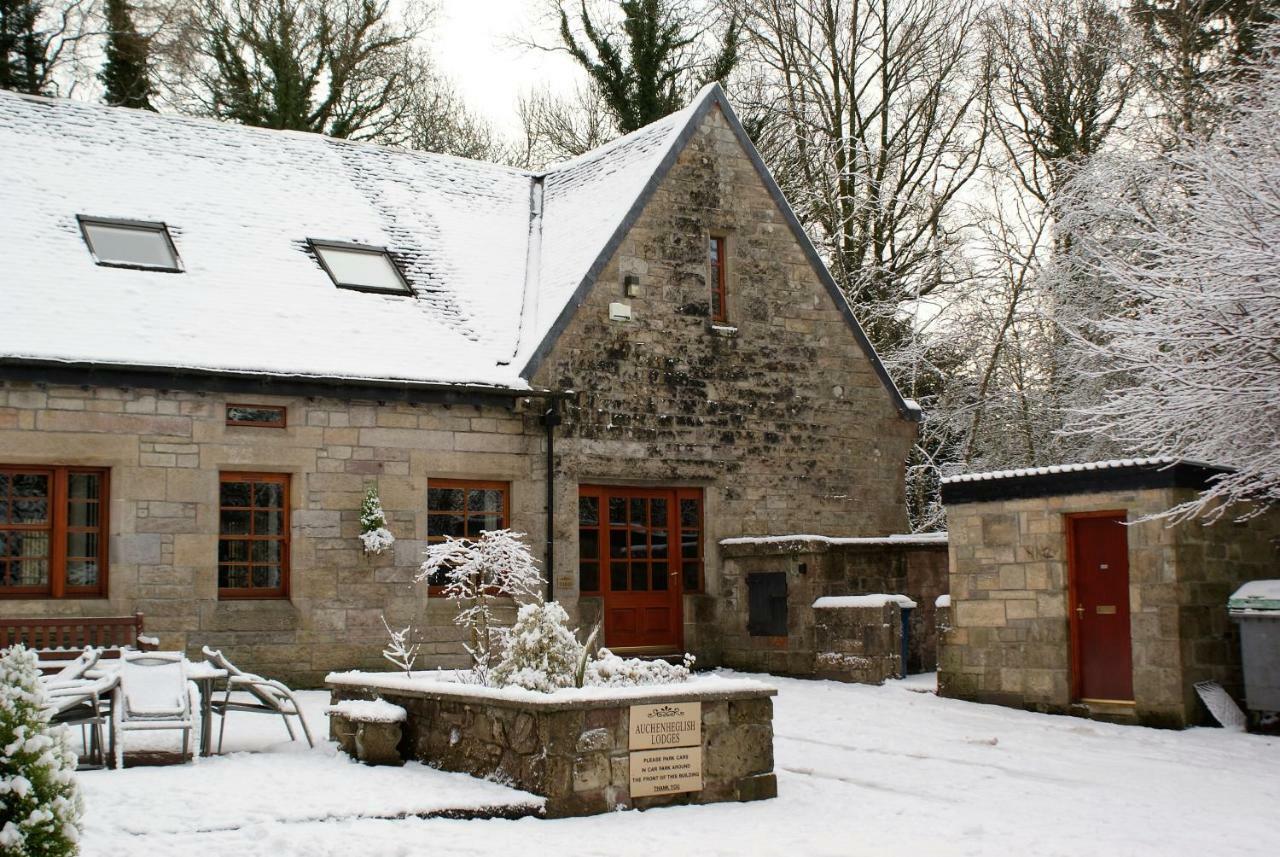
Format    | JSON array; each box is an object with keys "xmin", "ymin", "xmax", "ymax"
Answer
[{"xmin": 624, "ymin": 274, "xmax": 640, "ymax": 298}]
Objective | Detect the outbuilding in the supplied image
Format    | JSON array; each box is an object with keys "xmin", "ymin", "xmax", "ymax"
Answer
[{"xmin": 938, "ymin": 459, "xmax": 1280, "ymax": 727}]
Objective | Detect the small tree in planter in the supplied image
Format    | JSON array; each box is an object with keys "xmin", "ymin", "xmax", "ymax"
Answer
[
  {"xmin": 418, "ymin": 529, "xmax": 544, "ymax": 685},
  {"xmin": 0, "ymin": 645, "xmax": 83, "ymax": 857},
  {"xmin": 491, "ymin": 602, "xmax": 586, "ymax": 692},
  {"xmin": 359, "ymin": 486, "xmax": 395, "ymax": 556}
]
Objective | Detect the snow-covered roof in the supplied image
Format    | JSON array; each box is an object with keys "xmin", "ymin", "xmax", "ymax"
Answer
[
  {"xmin": 941, "ymin": 458, "xmax": 1184, "ymax": 485},
  {"xmin": 0, "ymin": 85, "xmax": 912, "ymax": 414},
  {"xmin": 0, "ymin": 89, "xmax": 696, "ymax": 391}
]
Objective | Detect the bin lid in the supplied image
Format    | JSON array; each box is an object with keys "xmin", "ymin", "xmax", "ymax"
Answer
[{"xmin": 1228, "ymin": 580, "xmax": 1280, "ymax": 613}]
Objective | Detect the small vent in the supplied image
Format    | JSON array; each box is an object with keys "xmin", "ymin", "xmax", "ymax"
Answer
[{"xmin": 747, "ymin": 572, "xmax": 788, "ymax": 636}]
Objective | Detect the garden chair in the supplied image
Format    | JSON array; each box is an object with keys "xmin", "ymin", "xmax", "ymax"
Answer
[
  {"xmin": 202, "ymin": 647, "xmax": 314, "ymax": 752},
  {"xmin": 42, "ymin": 646, "xmax": 101, "ymax": 689},
  {"xmin": 116, "ymin": 650, "xmax": 194, "ymax": 762},
  {"xmin": 45, "ymin": 672, "xmax": 117, "ymax": 769}
]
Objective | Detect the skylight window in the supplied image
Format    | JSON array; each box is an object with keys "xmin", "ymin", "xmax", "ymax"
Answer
[
  {"xmin": 310, "ymin": 241, "xmax": 411, "ymax": 294},
  {"xmin": 78, "ymin": 217, "xmax": 182, "ymax": 272}
]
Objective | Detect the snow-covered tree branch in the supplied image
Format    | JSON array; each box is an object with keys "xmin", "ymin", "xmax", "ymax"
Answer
[{"xmin": 1053, "ymin": 27, "xmax": 1280, "ymax": 521}]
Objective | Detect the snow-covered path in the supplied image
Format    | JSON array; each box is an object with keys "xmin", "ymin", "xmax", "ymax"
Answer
[{"xmin": 78, "ymin": 672, "xmax": 1280, "ymax": 857}]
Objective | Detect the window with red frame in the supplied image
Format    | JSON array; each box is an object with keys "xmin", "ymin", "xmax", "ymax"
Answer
[
  {"xmin": 709, "ymin": 236, "xmax": 727, "ymax": 322},
  {"xmin": 218, "ymin": 472, "xmax": 289, "ymax": 598},
  {"xmin": 0, "ymin": 466, "xmax": 109, "ymax": 598},
  {"xmin": 425, "ymin": 480, "xmax": 509, "ymax": 588}
]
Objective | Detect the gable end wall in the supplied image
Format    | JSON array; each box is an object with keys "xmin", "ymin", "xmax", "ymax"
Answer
[{"xmin": 533, "ymin": 106, "xmax": 916, "ymax": 663}]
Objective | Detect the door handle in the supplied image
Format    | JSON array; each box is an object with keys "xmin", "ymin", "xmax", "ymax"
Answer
[{"xmin": 1075, "ymin": 604, "xmax": 1085, "ymax": 618}]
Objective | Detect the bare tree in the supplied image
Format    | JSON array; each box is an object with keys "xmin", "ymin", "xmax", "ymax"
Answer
[
  {"xmin": 730, "ymin": 0, "xmax": 989, "ymax": 356},
  {"xmin": 932, "ymin": 0, "xmax": 1136, "ymax": 476},
  {"xmin": 514, "ymin": 81, "xmax": 614, "ymax": 167},
  {"xmin": 1130, "ymin": 0, "xmax": 1279, "ymax": 138},
  {"xmin": 1053, "ymin": 28, "xmax": 1280, "ymax": 521},
  {"xmin": 163, "ymin": 0, "xmax": 424, "ymax": 141}
]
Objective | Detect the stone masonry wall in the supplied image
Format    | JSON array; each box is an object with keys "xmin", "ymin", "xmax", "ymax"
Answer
[
  {"xmin": 328, "ymin": 684, "xmax": 778, "ymax": 817},
  {"xmin": 941, "ymin": 487, "xmax": 1280, "ymax": 727},
  {"xmin": 0, "ymin": 380, "xmax": 543, "ymax": 686},
  {"xmin": 0, "ymin": 104, "xmax": 918, "ymax": 682},
  {"xmin": 813, "ymin": 601, "xmax": 904, "ymax": 684},
  {"xmin": 718, "ymin": 538, "xmax": 947, "ymax": 675},
  {"xmin": 532, "ymin": 104, "xmax": 918, "ymax": 655}
]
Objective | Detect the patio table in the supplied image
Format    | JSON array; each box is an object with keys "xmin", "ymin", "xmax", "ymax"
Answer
[
  {"xmin": 185, "ymin": 660, "xmax": 229, "ymax": 757},
  {"xmin": 89, "ymin": 654, "xmax": 228, "ymax": 758}
]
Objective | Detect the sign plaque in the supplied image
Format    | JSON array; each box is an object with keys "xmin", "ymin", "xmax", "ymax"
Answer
[
  {"xmin": 627, "ymin": 702, "xmax": 703, "ymax": 796},
  {"xmin": 629, "ymin": 746, "xmax": 704, "ymax": 797},
  {"xmin": 628, "ymin": 702, "xmax": 701, "ymax": 750}
]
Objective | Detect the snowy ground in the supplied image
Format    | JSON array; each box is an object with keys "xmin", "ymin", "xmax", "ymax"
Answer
[{"xmin": 76, "ymin": 672, "xmax": 1280, "ymax": 857}]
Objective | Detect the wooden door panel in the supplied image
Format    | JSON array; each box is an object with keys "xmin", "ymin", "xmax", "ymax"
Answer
[
  {"xmin": 1071, "ymin": 515, "xmax": 1134, "ymax": 702},
  {"xmin": 583, "ymin": 485, "xmax": 688, "ymax": 652}
]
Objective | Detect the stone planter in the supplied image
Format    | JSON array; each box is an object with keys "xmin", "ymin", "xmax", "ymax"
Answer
[{"xmin": 326, "ymin": 674, "xmax": 778, "ymax": 817}]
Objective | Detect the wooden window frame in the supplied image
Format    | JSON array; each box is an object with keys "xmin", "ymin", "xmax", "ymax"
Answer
[
  {"xmin": 709, "ymin": 235, "xmax": 728, "ymax": 323},
  {"xmin": 0, "ymin": 465, "xmax": 109, "ymax": 600},
  {"xmin": 218, "ymin": 472, "xmax": 290, "ymax": 600},
  {"xmin": 577, "ymin": 486, "xmax": 704, "ymax": 596},
  {"xmin": 424, "ymin": 479, "xmax": 510, "ymax": 594},
  {"xmin": 225, "ymin": 403, "xmax": 288, "ymax": 428}
]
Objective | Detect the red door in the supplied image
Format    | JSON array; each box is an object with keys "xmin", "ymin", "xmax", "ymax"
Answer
[
  {"xmin": 579, "ymin": 486, "xmax": 688, "ymax": 653},
  {"xmin": 1069, "ymin": 514, "xmax": 1134, "ymax": 702}
]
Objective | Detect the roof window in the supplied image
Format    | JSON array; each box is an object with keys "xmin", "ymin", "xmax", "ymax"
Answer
[
  {"xmin": 310, "ymin": 241, "xmax": 411, "ymax": 294},
  {"xmin": 78, "ymin": 217, "xmax": 182, "ymax": 272}
]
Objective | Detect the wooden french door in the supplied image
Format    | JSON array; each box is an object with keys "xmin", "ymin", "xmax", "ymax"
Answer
[
  {"xmin": 1068, "ymin": 513, "xmax": 1134, "ymax": 703},
  {"xmin": 579, "ymin": 486, "xmax": 695, "ymax": 653}
]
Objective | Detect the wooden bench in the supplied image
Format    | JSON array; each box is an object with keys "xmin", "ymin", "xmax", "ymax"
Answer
[{"xmin": 0, "ymin": 613, "xmax": 158, "ymax": 671}]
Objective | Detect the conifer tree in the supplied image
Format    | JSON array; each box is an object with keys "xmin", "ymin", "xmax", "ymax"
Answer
[
  {"xmin": 0, "ymin": 0, "xmax": 50, "ymax": 94},
  {"xmin": 99, "ymin": 0, "xmax": 154, "ymax": 110},
  {"xmin": 0, "ymin": 644, "xmax": 83, "ymax": 857}
]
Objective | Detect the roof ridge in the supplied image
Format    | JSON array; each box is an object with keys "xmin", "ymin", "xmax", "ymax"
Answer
[{"xmin": 0, "ymin": 88, "xmax": 536, "ymax": 178}]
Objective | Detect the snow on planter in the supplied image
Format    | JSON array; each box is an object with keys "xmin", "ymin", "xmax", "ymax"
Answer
[
  {"xmin": 325, "ymin": 699, "xmax": 407, "ymax": 723},
  {"xmin": 325, "ymin": 670, "xmax": 778, "ymax": 817}
]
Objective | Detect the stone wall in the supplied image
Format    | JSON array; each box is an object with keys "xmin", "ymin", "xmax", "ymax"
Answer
[
  {"xmin": 0, "ymin": 381, "xmax": 540, "ymax": 686},
  {"xmin": 327, "ymin": 681, "xmax": 777, "ymax": 817},
  {"xmin": 941, "ymin": 487, "xmax": 1280, "ymax": 726},
  {"xmin": 532, "ymin": 104, "xmax": 918, "ymax": 654},
  {"xmin": 813, "ymin": 601, "xmax": 904, "ymax": 684},
  {"xmin": 717, "ymin": 537, "xmax": 948, "ymax": 675},
  {"xmin": 0, "ymin": 103, "xmax": 918, "ymax": 684}
]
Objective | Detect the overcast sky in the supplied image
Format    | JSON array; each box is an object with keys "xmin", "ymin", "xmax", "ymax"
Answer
[{"xmin": 432, "ymin": 0, "xmax": 584, "ymax": 135}]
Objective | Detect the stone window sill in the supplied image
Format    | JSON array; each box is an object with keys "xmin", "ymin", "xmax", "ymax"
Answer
[{"xmin": 709, "ymin": 323, "xmax": 738, "ymax": 338}]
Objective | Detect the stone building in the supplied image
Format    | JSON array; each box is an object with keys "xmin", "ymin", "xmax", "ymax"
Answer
[
  {"xmin": 939, "ymin": 459, "xmax": 1280, "ymax": 727},
  {"xmin": 0, "ymin": 85, "xmax": 918, "ymax": 685}
]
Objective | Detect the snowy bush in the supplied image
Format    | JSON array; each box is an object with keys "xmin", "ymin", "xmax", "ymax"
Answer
[
  {"xmin": 0, "ymin": 645, "xmax": 83, "ymax": 857},
  {"xmin": 358, "ymin": 487, "xmax": 395, "ymax": 555},
  {"xmin": 419, "ymin": 529, "xmax": 545, "ymax": 685},
  {"xmin": 489, "ymin": 602, "xmax": 585, "ymax": 693},
  {"xmin": 584, "ymin": 649, "xmax": 694, "ymax": 688}
]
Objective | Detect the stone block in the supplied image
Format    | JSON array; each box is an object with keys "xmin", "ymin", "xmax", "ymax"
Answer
[{"xmin": 955, "ymin": 600, "xmax": 1006, "ymax": 627}]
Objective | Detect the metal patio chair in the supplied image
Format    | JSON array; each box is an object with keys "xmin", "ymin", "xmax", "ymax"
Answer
[
  {"xmin": 45, "ymin": 672, "xmax": 118, "ymax": 769},
  {"xmin": 201, "ymin": 646, "xmax": 314, "ymax": 752},
  {"xmin": 116, "ymin": 650, "xmax": 194, "ymax": 762}
]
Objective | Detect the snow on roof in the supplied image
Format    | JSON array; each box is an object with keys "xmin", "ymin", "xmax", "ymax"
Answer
[
  {"xmin": 940, "ymin": 458, "xmax": 1188, "ymax": 485},
  {"xmin": 0, "ymin": 87, "xmax": 705, "ymax": 389}
]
